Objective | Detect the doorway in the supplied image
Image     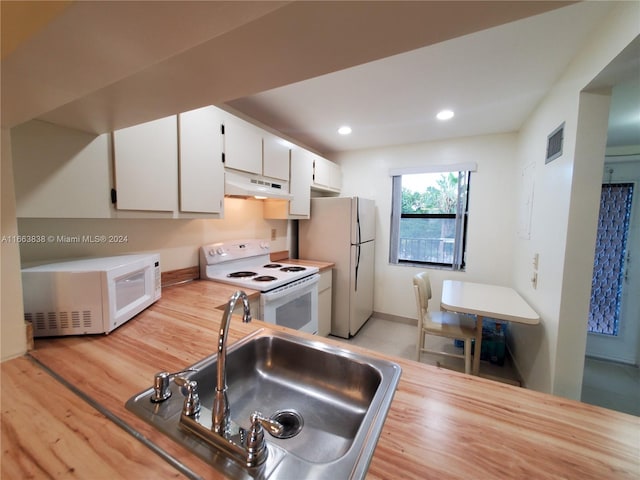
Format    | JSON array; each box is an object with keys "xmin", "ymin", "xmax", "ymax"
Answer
[
  {"xmin": 586, "ymin": 175, "xmax": 639, "ymax": 365},
  {"xmin": 579, "ymin": 36, "xmax": 640, "ymax": 415}
]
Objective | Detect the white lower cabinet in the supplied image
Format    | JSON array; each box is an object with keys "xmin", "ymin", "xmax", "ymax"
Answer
[
  {"xmin": 317, "ymin": 269, "xmax": 333, "ymax": 337},
  {"xmin": 250, "ymin": 297, "xmax": 261, "ymax": 321}
]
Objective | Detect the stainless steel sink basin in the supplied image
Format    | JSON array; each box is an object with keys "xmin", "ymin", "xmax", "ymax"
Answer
[{"xmin": 126, "ymin": 328, "xmax": 401, "ymax": 479}]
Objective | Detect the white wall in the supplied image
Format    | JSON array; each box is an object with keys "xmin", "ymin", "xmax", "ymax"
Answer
[
  {"xmin": 510, "ymin": 2, "xmax": 639, "ymax": 398},
  {"xmin": 333, "ymin": 133, "xmax": 518, "ymax": 320},
  {"xmin": 332, "ymin": 2, "xmax": 639, "ymax": 398},
  {"xmin": 17, "ymin": 200, "xmax": 289, "ymax": 271},
  {"xmin": 1, "ymin": 128, "xmax": 27, "ymax": 360}
]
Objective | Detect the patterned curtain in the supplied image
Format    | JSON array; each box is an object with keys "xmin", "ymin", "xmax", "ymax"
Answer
[{"xmin": 588, "ymin": 183, "xmax": 634, "ymax": 335}]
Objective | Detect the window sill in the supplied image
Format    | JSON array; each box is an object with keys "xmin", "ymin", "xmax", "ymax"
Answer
[{"xmin": 390, "ymin": 261, "xmax": 465, "ymax": 272}]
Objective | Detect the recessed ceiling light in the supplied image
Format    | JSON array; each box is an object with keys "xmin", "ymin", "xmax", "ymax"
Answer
[
  {"xmin": 436, "ymin": 110, "xmax": 455, "ymax": 121},
  {"xmin": 338, "ymin": 125, "xmax": 352, "ymax": 135}
]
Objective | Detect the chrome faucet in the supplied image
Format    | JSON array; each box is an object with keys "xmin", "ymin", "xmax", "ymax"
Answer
[
  {"xmin": 212, "ymin": 290, "xmax": 252, "ymax": 434},
  {"xmin": 174, "ymin": 290, "xmax": 282, "ymax": 467}
]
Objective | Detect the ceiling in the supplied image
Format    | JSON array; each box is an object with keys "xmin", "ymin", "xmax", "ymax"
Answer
[
  {"xmin": 2, "ymin": 1, "xmax": 637, "ymax": 156},
  {"xmin": 589, "ymin": 35, "xmax": 640, "ymax": 150},
  {"xmin": 607, "ymin": 80, "xmax": 640, "ymax": 148},
  {"xmin": 228, "ymin": 1, "xmax": 638, "ymax": 154}
]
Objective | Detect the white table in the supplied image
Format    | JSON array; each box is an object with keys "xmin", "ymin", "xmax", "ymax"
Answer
[{"xmin": 441, "ymin": 280, "xmax": 540, "ymax": 375}]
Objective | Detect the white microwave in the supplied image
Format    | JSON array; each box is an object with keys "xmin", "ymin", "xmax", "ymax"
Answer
[{"xmin": 22, "ymin": 253, "xmax": 161, "ymax": 337}]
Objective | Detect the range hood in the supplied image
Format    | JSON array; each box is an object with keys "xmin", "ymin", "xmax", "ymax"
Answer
[{"xmin": 224, "ymin": 169, "xmax": 293, "ymax": 200}]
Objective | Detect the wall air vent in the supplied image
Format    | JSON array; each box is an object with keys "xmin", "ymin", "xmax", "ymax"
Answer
[{"xmin": 546, "ymin": 122, "xmax": 564, "ymax": 164}]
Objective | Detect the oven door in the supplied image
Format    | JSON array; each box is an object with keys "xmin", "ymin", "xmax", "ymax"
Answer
[{"xmin": 259, "ymin": 274, "xmax": 319, "ymax": 334}]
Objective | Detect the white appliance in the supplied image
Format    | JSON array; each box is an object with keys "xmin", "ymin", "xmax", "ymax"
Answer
[
  {"xmin": 299, "ymin": 197, "xmax": 376, "ymax": 338},
  {"xmin": 224, "ymin": 169, "xmax": 293, "ymax": 200},
  {"xmin": 200, "ymin": 239, "xmax": 319, "ymax": 334},
  {"xmin": 22, "ymin": 253, "xmax": 161, "ymax": 337}
]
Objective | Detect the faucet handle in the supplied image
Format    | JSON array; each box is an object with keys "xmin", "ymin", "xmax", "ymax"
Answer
[
  {"xmin": 250, "ymin": 411, "xmax": 284, "ymax": 437},
  {"xmin": 150, "ymin": 369, "xmax": 196, "ymax": 403},
  {"xmin": 174, "ymin": 376, "xmax": 201, "ymax": 416},
  {"xmin": 245, "ymin": 411, "xmax": 284, "ymax": 465},
  {"xmin": 245, "ymin": 411, "xmax": 273, "ymax": 465}
]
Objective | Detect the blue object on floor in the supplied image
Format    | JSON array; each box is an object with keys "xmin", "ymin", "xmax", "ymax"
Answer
[{"xmin": 454, "ymin": 319, "xmax": 507, "ymax": 366}]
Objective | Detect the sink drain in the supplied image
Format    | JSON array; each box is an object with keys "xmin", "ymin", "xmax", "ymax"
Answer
[{"xmin": 268, "ymin": 409, "xmax": 304, "ymax": 439}]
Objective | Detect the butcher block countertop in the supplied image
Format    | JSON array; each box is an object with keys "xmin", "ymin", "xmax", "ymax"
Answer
[
  {"xmin": 269, "ymin": 253, "xmax": 335, "ymax": 272},
  {"xmin": 283, "ymin": 258, "xmax": 334, "ymax": 272},
  {"xmin": 3, "ymin": 280, "xmax": 639, "ymax": 479}
]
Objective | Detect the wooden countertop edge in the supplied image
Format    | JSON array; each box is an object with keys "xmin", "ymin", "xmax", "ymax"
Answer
[
  {"xmin": 1, "ymin": 356, "xmax": 190, "ymax": 479},
  {"xmin": 5, "ymin": 280, "xmax": 639, "ymax": 479}
]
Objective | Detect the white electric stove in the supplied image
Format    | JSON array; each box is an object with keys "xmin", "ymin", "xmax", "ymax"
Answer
[{"xmin": 200, "ymin": 239, "xmax": 319, "ymax": 334}]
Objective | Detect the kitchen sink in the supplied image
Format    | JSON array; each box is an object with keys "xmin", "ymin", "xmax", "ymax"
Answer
[{"xmin": 126, "ymin": 328, "xmax": 401, "ymax": 479}]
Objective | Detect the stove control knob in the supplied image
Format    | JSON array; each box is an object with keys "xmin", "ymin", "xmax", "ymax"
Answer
[
  {"xmin": 259, "ymin": 242, "xmax": 269, "ymax": 250},
  {"xmin": 216, "ymin": 247, "xmax": 225, "ymax": 256}
]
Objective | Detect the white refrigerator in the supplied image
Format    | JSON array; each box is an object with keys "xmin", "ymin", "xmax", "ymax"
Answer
[{"xmin": 299, "ymin": 197, "xmax": 375, "ymax": 338}]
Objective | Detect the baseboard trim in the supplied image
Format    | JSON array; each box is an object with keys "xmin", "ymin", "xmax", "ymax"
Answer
[
  {"xmin": 372, "ymin": 311, "xmax": 417, "ymax": 327},
  {"xmin": 585, "ymin": 354, "xmax": 639, "ymax": 368}
]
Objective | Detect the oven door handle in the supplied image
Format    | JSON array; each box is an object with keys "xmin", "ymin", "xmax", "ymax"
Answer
[{"xmin": 260, "ymin": 275, "xmax": 320, "ymax": 302}]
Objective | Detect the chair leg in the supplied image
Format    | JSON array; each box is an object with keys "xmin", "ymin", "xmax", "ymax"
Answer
[
  {"xmin": 416, "ymin": 330, "xmax": 422, "ymax": 361},
  {"xmin": 463, "ymin": 338, "xmax": 472, "ymax": 374}
]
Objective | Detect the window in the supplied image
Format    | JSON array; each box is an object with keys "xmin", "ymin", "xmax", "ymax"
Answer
[{"xmin": 389, "ymin": 168, "xmax": 471, "ymax": 270}]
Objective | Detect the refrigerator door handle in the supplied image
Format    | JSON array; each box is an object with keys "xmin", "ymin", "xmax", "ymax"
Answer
[
  {"xmin": 356, "ymin": 197, "xmax": 361, "ymax": 246},
  {"xmin": 355, "ymin": 244, "xmax": 361, "ymax": 291}
]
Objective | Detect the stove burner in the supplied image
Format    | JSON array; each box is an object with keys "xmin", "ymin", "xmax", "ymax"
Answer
[
  {"xmin": 227, "ymin": 271, "xmax": 257, "ymax": 278},
  {"xmin": 254, "ymin": 275, "xmax": 277, "ymax": 282},
  {"xmin": 263, "ymin": 264, "xmax": 283, "ymax": 269},
  {"xmin": 280, "ymin": 266, "xmax": 306, "ymax": 273}
]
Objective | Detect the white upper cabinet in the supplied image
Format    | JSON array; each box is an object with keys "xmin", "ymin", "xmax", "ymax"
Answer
[
  {"xmin": 288, "ymin": 147, "xmax": 313, "ymax": 217},
  {"xmin": 12, "ymin": 120, "xmax": 113, "ymax": 218},
  {"xmin": 263, "ymin": 133, "xmax": 290, "ymax": 181},
  {"xmin": 312, "ymin": 155, "xmax": 342, "ymax": 192},
  {"xmin": 113, "ymin": 115, "xmax": 178, "ymax": 212},
  {"xmin": 222, "ymin": 110, "xmax": 291, "ymax": 182},
  {"xmin": 113, "ymin": 111, "xmax": 223, "ymax": 218},
  {"xmin": 178, "ymin": 106, "xmax": 224, "ymax": 215},
  {"xmin": 221, "ymin": 112, "xmax": 263, "ymax": 175},
  {"xmin": 264, "ymin": 146, "xmax": 316, "ymax": 219}
]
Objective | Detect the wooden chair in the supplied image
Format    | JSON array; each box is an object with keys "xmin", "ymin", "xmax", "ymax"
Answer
[{"xmin": 413, "ymin": 272, "xmax": 476, "ymax": 374}]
